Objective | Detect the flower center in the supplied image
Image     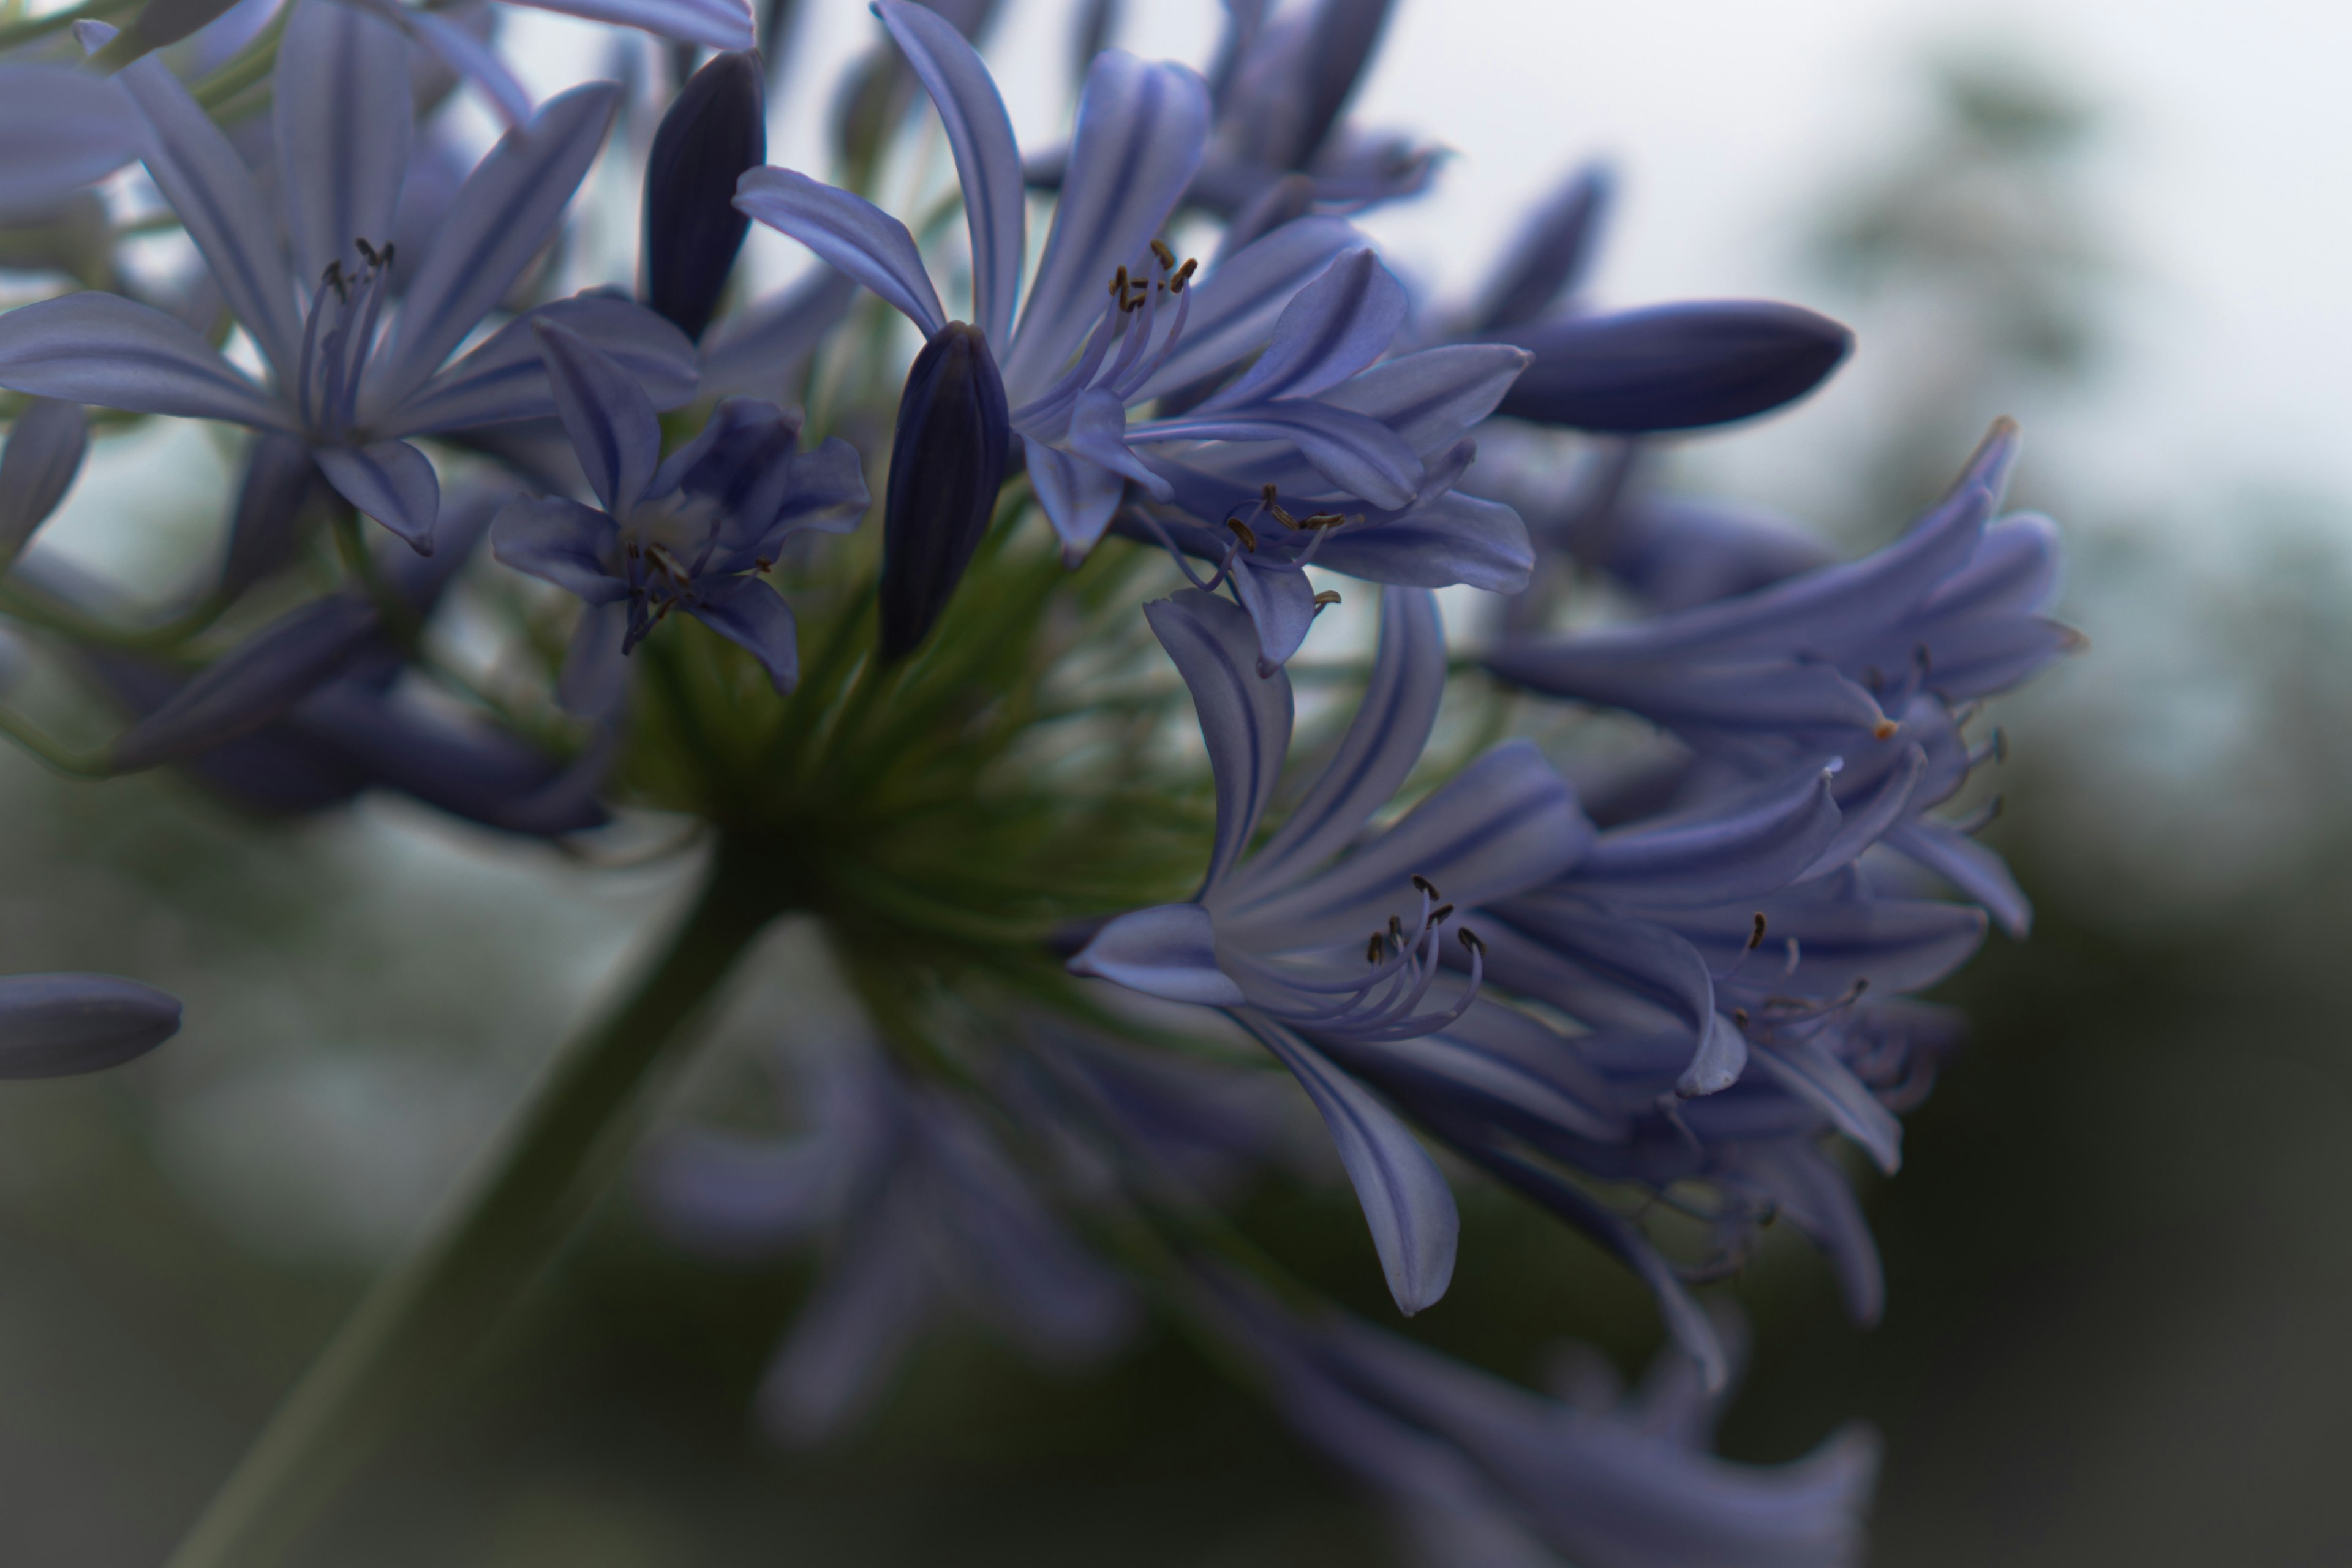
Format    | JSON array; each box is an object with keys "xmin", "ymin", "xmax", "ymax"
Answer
[{"xmin": 295, "ymin": 238, "xmax": 394, "ymax": 444}]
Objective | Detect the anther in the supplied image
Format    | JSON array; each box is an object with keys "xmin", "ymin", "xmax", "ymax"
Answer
[
  {"xmin": 1110, "ymin": 265, "xmax": 1129, "ymax": 298},
  {"xmin": 1170, "ymin": 258, "xmax": 1197, "ymax": 292},
  {"xmin": 1428, "ymin": 903, "xmax": 1455, "ymax": 925},
  {"xmin": 1298, "ymin": 511, "xmax": 1347, "ymax": 529},
  {"xmin": 1411, "ymin": 875, "xmax": 1441, "ymax": 897},
  {"xmin": 322, "ymin": 260, "xmax": 349, "ymax": 304},
  {"xmin": 1746, "ymin": 913, "xmax": 1767, "ymax": 951},
  {"xmin": 1732, "ymin": 1007, "xmax": 1750, "ymax": 1028},
  {"xmin": 1871, "ymin": 718, "xmax": 1899, "ymax": 740},
  {"xmin": 1227, "ymin": 516, "xmax": 1258, "ymax": 552},
  {"xmin": 1366, "ymin": 933, "xmax": 1384, "ymax": 963},
  {"xmin": 1388, "ymin": 914, "xmax": 1406, "ymax": 943},
  {"xmin": 1458, "ymin": 928, "xmax": 1486, "ymax": 956},
  {"xmin": 1312, "ymin": 590, "xmax": 1343, "ymax": 608},
  {"xmin": 1149, "ymin": 238, "xmax": 1175, "ymax": 270}
]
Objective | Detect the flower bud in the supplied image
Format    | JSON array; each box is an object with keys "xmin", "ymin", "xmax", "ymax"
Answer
[
  {"xmin": 0, "ymin": 973, "xmax": 180, "ymax": 1079},
  {"xmin": 880, "ymin": 321, "xmax": 1009, "ymax": 662},
  {"xmin": 107, "ymin": 594, "xmax": 381, "ymax": 773},
  {"xmin": 1493, "ymin": 301, "xmax": 1852, "ymax": 432},
  {"xmin": 644, "ymin": 51, "xmax": 766, "ymax": 342}
]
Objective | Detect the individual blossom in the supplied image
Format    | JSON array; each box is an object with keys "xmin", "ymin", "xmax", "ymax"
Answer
[
  {"xmin": 737, "ymin": 0, "xmax": 1532, "ymax": 658},
  {"xmin": 1207, "ymin": 1276, "xmax": 1878, "ymax": 1568},
  {"xmin": 641, "ymin": 1035, "xmax": 1134, "ymax": 1444},
  {"xmin": 1487, "ymin": 419, "xmax": 2079, "ymax": 936},
  {"xmin": 1071, "ymin": 586, "xmax": 1587, "ymax": 1313},
  {"xmin": 491, "ymin": 323, "xmax": 868, "ymax": 706},
  {"xmin": 0, "ymin": 2, "xmax": 696, "ymax": 554}
]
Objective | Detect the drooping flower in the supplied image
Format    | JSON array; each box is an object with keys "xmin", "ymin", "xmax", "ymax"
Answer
[
  {"xmin": 736, "ymin": 0, "xmax": 1531, "ymax": 643},
  {"xmin": 491, "ymin": 323, "xmax": 868, "ymax": 705},
  {"xmin": 1071, "ymin": 586, "xmax": 1587, "ymax": 1312},
  {"xmin": 642, "ymin": 1035, "xmax": 1134, "ymax": 1445},
  {"xmin": 1207, "ymin": 1276, "xmax": 1879, "ymax": 1568},
  {"xmin": 0, "ymin": 2, "xmax": 697, "ymax": 554}
]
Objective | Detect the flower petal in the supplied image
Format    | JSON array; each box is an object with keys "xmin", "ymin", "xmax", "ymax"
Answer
[
  {"xmin": 274, "ymin": 0, "xmax": 413, "ymax": 290},
  {"xmin": 1745, "ymin": 1038, "xmax": 1904, "ymax": 1174},
  {"xmin": 692, "ymin": 577, "xmax": 800, "ymax": 694},
  {"xmin": 490, "ymin": 495, "xmax": 624, "ymax": 603},
  {"xmin": 0, "ymin": 973, "xmax": 181, "ymax": 1079},
  {"xmin": 315, "ymin": 439, "xmax": 440, "ymax": 552},
  {"xmin": 1133, "ymin": 214, "xmax": 1363, "ymax": 401},
  {"xmin": 384, "ymin": 292, "xmax": 700, "ymax": 437},
  {"xmin": 1069, "ymin": 902, "xmax": 1245, "ymax": 1005},
  {"xmin": 0, "ymin": 292, "xmax": 290, "ymax": 429},
  {"xmin": 1572, "ymin": 767, "xmax": 1844, "ymax": 910},
  {"xmin": 519, "ymin": 0, "xmax": 753, "ymax": 48},
  {"xmin": 0, "ymin": 399, "xmax": 88, "ymax": 562},
  {"xmin": 113, "ymin": 47, "xmax": 301, "ymax": 379},
  {"xmin": 700, "ymin": 268, "xmax": 858, "ymax": 401},
  {"xmin": 1140, "ymin": 399, "xmax": 1420, "ymax": 508},
  {"xmin": 1318, "ymin": 343, "xmax": 1534, "ymax": 454},
  {"xmin": 876, "ymin": 0, "xmax": 1025, "ymax": 345},
  {"xmin": 1244, "ymin": 586, "xmax": 1446, "ymax": 886},
  {"xmin": 1223, "ymin": 554, "xmax": 1323, "ymax": 673},
  {"xmin": 1470, "ymin": 160, "xmax": 1614, "ymax": 333},
  {"xmin": 1309, "ymin": 489, "xmax": 1535, "ymax": 595},
  {"xmin": 374, "ymin": 84, "xmax": 621, "ymax": 409},
  {"xmin": 1144, "ymin": 588, "xmax": 1294, "ymax": 895},
  {"xmin": 108, "ymin": 594, "xmax": 382, "ymax": 771},
  {"xmin": 1202, "ymin": 248, "xmax": 1405, "ymax": 409},
  {"xmin": 1888, "ymin": 817, "xmax": 2032, "ymax": 938},
  {"xmin": 0, "ymin": 64, "xmax": 141, "ymax": 216},
  {"xmin": 531, "ymin": 319, "xmax": 662, "ymax": 514},
  {"xmin": 1023, "ymin": 434, "xmax": 1125, "ymax": 563},
  {"xmin": 1003, "ymin": 51, "xmax": 1209, "ymax": 399},
  {"xmin": 1241, "ymin": 1014, "xmax": 1458, "ymax": 1315},
  {"xmin": 734, "ymin": 167, "xmax": 947, "ymax": 337},
  {"xmin": 1237, "ymin": 741, "xmax": 1588, "ymax": 946}
]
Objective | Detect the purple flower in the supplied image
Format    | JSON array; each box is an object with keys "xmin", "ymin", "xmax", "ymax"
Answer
[
  {"xmin": 1208, "ymin": 1276, "xmax": 1878, "ymax": 1568},
  {"xmin": 642, "ymin": 1036, "xmax": 1134, "ymax": 1445},
  {"xmin": 0, "ymin": 2, "xmax": 696, "ymax": 554},
  {"xmin": 736, "ymin": 0, "xmax": 1528, "ymax": 636},
  {"xmin": 491, "ymin": 322, "xmax": 867, "ymax": 705},
  {"xmin": 1071, "ymin": 586, "xmax": 1587, "ymax": 1313}
]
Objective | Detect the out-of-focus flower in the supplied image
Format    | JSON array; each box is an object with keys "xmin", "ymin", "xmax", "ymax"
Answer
[{"xmin": 0, "ymin": 972, "xmax": 182, "ymax": 1079}]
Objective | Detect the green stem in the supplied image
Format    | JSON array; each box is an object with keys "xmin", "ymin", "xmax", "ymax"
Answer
[{"xmin": 162, "ymin": 845, "xmax": 785, "ymax": 1568}]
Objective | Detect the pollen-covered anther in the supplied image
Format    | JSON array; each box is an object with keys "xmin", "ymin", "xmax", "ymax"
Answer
[
  {"xmin": 1312, "ymin": 590, "xmax": 1342, "ymax": 608},
  {"xmin": 1428, "ymin": 903, "xmax": 1455, "ymax": 925},
  {"xmin": 1169, "ymin": 258, "xmax": 1198, "ymax": 292},
  {"xmin": 1365, "ymin": 933, "xmax": 1384, "ymax": 964},
  {"xmin": 1148, "ymin": 238, "xmax": 1174, "ymax": 270},
  {"xmin": 1411, "ymin": 875, "xmax": 1441, "ymax": 898},
  {"xmin": 1457, "ymin": 927, "xmax": 1486, "ymax": 956},
  {"xmin": 1227, "ymin": 516, "xmax": 1258, "ymax": 551},
  {"xmin": 1871, "ymin": 717, "xmax": 1899, "ymax": 740},
  {"xmin": 1746, "ymin": 912, "xmax": 1767, "ymax": 951}
]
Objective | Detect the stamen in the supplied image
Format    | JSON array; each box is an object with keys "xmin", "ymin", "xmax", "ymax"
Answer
[
  {"xmin": 1428, "ymin": 903, "xmax": 1454, "ymax": 925},
  {"xmin": 1148, "ymin": 238, "xmax": 1175, "ymax": 270},
  {"xmin": 1109, "ymin": 265, "xmax": 1129, "ymax": 298},
  {"xmin": 1227, "ymin": 516, "xmax": 1258, "ymax": 552},
  {"xmin": 1170, "ymin": 258, "xmax": 1197, "ymax": 292},
  {"xmin": 1366, "ymin": 933, "xmax": 1384, "ymax": 963},
  {"xmin": 1457, "ymin": 928, "xmax": 1485, "ymax": 956},
  {"xmin": 1731, "ymin": 1006, "xmax": 1750, "ymax": 1028},
  {"xmin": 1746, "ymin": 913, "xmax": 1767, "ymax": 951},
  {"xmin": 1411, "ymin": 875, "xmax": 1441, "ymax": 897},
  {"xmin": 1312, "ymin": 590, "xmax": 1342, "ymax": 608}
]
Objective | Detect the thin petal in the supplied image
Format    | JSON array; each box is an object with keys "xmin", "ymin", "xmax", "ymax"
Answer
[
  {"xmin": 489, "ymin": 495, "xmax": 623, "ymax": 603},
  {"xmin": 1140, "ymin": 399, "xmax": 1420, "ymax": 508},
  {"xmin": 114, "ymin": 48, "xmax": 300, "ymax": 379},
  {"xmin": 1572, "ymin": 768, "xmax": 1844, "ymax": 910},
  {"xmin": 1746, "ymin": 1038, "xmax": 1904, "ymax": 1174},
  {"xmin": 1477, "ymin": 901, "xmax": 1715, "ymax": 1039},
  {"xmin": 1319, "ymin": 343, "xmax": 1534, "ymax": 454},
  {"xmin": 0, "ymin": 292, "xmax": 290, "ymax": 429},
  {"xmin": 375, "ymin": 85, "xmax": 621, "ymax": 407},
  {"xmin": 0, "ymin": 65, "xmax": 141, "ymax": 214},
  {"xmin": 734, "ymin": 168, "xmax": 946, "ymax": 337},
  {"xmin": 1201, "ymin": 248, "xmax": 1404, "ymax": 408},
  {"xmin": 0, "ymin": 399, "xmax": 88, "ymax": 559},
  {"xmin": 1235, "ymin": 741, "xmax": 1588, "ymax": 945},
  {"xmin": 1888, "ymin": 818, "xmax": 2032, "ymax": 938},
  {"xmin": 0, "ymin": 973, "xmax": 181, "ymax": 1079},
  {"xmin": 1069, "ymin": 902, "xmax": 1245, "ymax": 1005},
  {"xmin": 1471, "ymin": 160, "xmax": 1615, "ymax": 333},
  {"xmin": 558, "ymin": 600, "xmax": 629, "ymax": 716},
  {"xmin": 383, "ymin": 292, "xmax": 700, "ymax": 437},
  {"xmin": 1144, "ymin": 588, "xmax": 1294, "ymax": 895},
  {"xmin": 108, "ymin": 594, "xmax": 381, "ymax": 771},
  {"xmin": 1241, "ymin": 1014, "xmax": 1458, "ymax": 1315},
  {"xmin": 518, "ymin": 0, "xmax": 753, "ymax": 48},
  {"xmin": 1066, "ymin": 388, "xmax": 1167, "ymax": 495},
  {"xmin": 1309, "ymin": 489, "xmax": 1535, "ymax": 595},
  {"xmin": 315, "ymin": 439, "xmax": 440, "ymax": 552},
  {"xmin": 1243, "ymin": 586, "xmax": 1445, "ymax": 886},
  {"xmin": 1023, "ymin": 434, "xmax": 1125, "ymax": 562},
  {"xmin": 1223, "ymin": 554, "xmax": 1321, "ymax": 673},
  {"xmin": 1004, "ymin": 51, "xmax": 1209, "ymax": 399},
  {"xmin": 692, "ymin": 577, "xmax": 799, "ymax": 694},
  {"xmin": 756, "ymin": 1189, "xmax": 935, "ymax": 1444},
  {"xmin": 274, "ymin": 0, "xmax": 413, "ymax": 290},
  {"xmin": 1736, "ymin": 1140, "xmax": 1884, "ymax": 1324},
  {"xmin": 699, "ymin": 268, "xmax": 858, "ymax": 401},
  {"xmin": 1133, "ymin": 214, "xmax": 1363, "ymax": 401},
  {"xmin": 396, "ymin": 5, "xmax": 532, "ymax": 127},
  {"xmin": 877, "ymin": 0, "xmax": 1024, "ymax": 344},
  {"xmin": 532, "ymin": 320, "xmax": 662, "ymax": 514}
]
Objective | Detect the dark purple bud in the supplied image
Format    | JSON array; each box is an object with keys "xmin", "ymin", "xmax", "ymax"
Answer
[
  {"xmin": 644, "ymin": 51, "xmax": 766, "ymax": 342},
  {"xmin": 107, "ymin": 595, "xmax": 381, "ymax": 772},
  {"xmin": 1471, "ymin": 162, "xmax": 1616, "ymax": 334},
  {"xmin": 880, "ymin": 321, "xmax": 1009, "ymax": 662},
  {"xmin": 220, "ymin": 434, "xmax": 341, "ymax": 598},
  {"xmin": 1493, "ymin": 301, "xmax": 1853, "ymax": 432},
  {"xmin": 0, "ymin": 973, "xmax": 181, "ymax": 1079}
]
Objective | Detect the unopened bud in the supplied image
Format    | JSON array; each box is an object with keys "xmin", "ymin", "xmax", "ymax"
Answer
[
  {"xmin": 644, "ymin": 51, "xmax": 766, "ymax": 342},
  {"xmin": 879, "ymin": 321, "xmax": 1009, "ymax": 662},
  {"xmin": 0, "ymin": 973, "xmax": 180, "ymax": 1079}
]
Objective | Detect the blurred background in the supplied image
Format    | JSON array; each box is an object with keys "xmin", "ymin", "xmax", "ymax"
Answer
[{"xmin": 5, "ymin": 0, "xmax": 2350, "ymax": 1562}]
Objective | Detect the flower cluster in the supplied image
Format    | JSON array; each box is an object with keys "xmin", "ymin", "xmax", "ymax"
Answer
[{"xmin": 0, "ymin": 0, "xmax": 2077, "ymax": 1562}]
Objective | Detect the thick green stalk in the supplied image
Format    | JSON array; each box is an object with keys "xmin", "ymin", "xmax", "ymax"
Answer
[{"xmin": 163, "ymin": 846, "xmax": 785, "ymax": 1568}]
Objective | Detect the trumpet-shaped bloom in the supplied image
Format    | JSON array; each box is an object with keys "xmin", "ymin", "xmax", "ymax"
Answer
[
  {"xmin": 736, "ymin": 0, "xmax": 1528, "ymax": 625},
  {"xmin": 643, "ymin": 1037, "xmax": 1134, "ymax": 1445},
  {"xmin": 491, "ymin": 323, "xmax": 868, "ymax": 704},
  {"xmin": 0, "ymin": 4, "xmax": 696, "ymax": 554},
  {"xmin": 1208, "ymin": 1276, "xmax": 1878, "ymax": 1568},
  {"xmin": 1072, "ymin": 586, "xmax": 1586, "ymax": 1312}
]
